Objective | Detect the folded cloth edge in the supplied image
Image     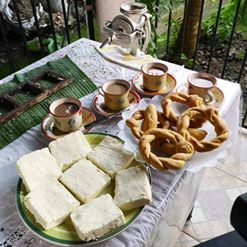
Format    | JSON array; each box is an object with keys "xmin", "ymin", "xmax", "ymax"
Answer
[{"xmin": 95, "ymin": 45, "xmax": 157, "ymax": 71}]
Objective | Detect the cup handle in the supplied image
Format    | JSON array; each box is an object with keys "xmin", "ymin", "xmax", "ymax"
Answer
[
  {"xmin": 204, "ymin": 88, "xmax": 214, "ymax": 104},
  {"xmin": 98, "ymin": 86, "xmax": 104, "ymax": 96}
]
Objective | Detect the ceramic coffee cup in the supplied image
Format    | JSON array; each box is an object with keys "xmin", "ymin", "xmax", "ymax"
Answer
[
  {"xmin": 187, "ymin": 72, "xmax": 217, "ymax": 103},
  {"xmin": 98, "ymin": 79, "xmax": 131, "ymax": 111},
  {"xmin": 141, "ymin": 62, "xmax": 168, "ymax": 92},
  {"xmin": 49, "ymin": 97, "xmax": 82, "ymax": 133}
]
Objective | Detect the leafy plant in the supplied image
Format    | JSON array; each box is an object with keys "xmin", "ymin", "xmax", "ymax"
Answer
[
  {"xmin": 27, "ymin": 34, "xmax": 66, "ymax": 54},
  {"xmin": 138, "ymin": 0, "xmax": 183, "ymax": 58},
  {"xmin": 201, "ymin": 0, "xmax": 247, "ymax": 44},
  {"xmin": 235, "ymin": 49, "xmax": 245, "ymax": 61},
  {"xmin": 43, "ymin": 34, "xmax": 65, "ymax": 53},
  {"xmin": 180, "ymin": 53, "xmax": 194, "ymax": 67}
]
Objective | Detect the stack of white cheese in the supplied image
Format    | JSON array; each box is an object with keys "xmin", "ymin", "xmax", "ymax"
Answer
[{"xmin": 16, "ymin": 131, "xmax": 152, "ymax": 242}]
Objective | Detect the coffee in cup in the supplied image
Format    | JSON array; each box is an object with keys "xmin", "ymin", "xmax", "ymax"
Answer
[
  {"xmin": 99, "ymin": 79, "xmax": 131, "ymax": 111},
  {"xmin": 187, "ymin": 73, "xmax": 217, "ymax": 103},
  {"xmin": 141, "ymin": 62, "xmax": 168, "ymax": 92},
  {"xmin": 49, "ymin": 97, "xmax": 82, "ymax": 133}
]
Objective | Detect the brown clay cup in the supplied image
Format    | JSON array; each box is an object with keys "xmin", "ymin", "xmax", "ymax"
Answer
[
  {"xmin": 141, "ymin": 62, "xmax": 168, "ymax": 92},
  {"xmin": 187, "ymin": 72, "xmax": 217, "ymax": 103},
  {"xmin": 49, "ymin": 97, "xmax": 82, "ymax": 133},
  {"xmin": 98, "ymin": 79, "xmax": 131, "ymax": 111}
]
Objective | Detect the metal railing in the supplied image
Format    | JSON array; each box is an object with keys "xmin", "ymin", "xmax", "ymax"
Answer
[
  {"xmin": 0, "ymin": 0, "xmax": 246, "ymax": 127},
  {"xmin": 153, "ymin": 0, "xmax": 246, "ymax": 128},
  {"xmin": 0, "ymin": 0, "xmax": 95, "ymax": 71}
]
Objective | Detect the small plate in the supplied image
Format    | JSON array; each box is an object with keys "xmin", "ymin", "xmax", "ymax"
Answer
[
  {"xmin": 92, "ymin": 90, "xmax": 141, "ymax": 116},
  {"xmin": 176, "ymin": 83, "xmax": 224, "ymax": 108},
  {"xmin": 132, "ymin": 72, "xmax": 177, "ymax": 97},
  {"xmin": 41, "ymin": 107, "xmax": 96, "ymax": 140}
]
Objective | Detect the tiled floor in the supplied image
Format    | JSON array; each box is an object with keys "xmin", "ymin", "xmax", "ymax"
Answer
[{"xmin": 174, "ymin": 129, "xmax": 247, "ymax": 247}]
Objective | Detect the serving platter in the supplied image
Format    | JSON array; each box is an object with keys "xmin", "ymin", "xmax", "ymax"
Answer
[{"xmin": 16, "ymin": 133, "xmax": 150, "ymax": 246}]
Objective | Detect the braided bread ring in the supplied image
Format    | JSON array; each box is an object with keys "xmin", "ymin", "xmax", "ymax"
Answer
[
  {"xmin": 151, "ymin": 128, "xmax": 207, "ymax": 155},
  {"xmin": 157, "ymin": 111, "xmax": 170, "ymax": 129},
  {"xmin": 162, "ymin": 92, "xmax": 205, "ymax": 128},
  {"xmin": 141, "ymin": 104, "xmax": 158, "ymax": 131},
  {"xmin": 126, "ymin": 106, "xmax": 170, "ymax": 139},
  {"xmin": 151, "ymin": 139, "xmax": 178, "ymax": 155},
  {"xmin": 187, "ymin": 128, "xmax": 207, "ymax": 141},
  {"xmin": 139, "ymin": 128, "xmax": 194, "ymax": 170},
  {"xmin": 177, "ymin": 107, "xmax": 229, "ymax": 152},
  {"xmin": 126, "ymin": 110, "xmax": 145, "ymax": 139}
]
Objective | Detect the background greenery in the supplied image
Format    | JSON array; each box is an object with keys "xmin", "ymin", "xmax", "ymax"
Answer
[
  {"xmin": 138, "ymin": 0, "xmax": 247, "ymax": 64},
  {"xmin": 1, "ymin": 0, "xmax": 246, "ymax": 76}
]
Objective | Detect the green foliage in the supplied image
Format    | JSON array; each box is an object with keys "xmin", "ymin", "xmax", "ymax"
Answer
[
  {"xmin": 27, "ymin": 34, "xmax": 66, "ymax": 54},
  {"xmin": 138, "ymin": 0, "xmax": 183, "ymax": 58},
  {"xmin": 201, "ymin": 0, "xmax": 247, "ymax": 43},
  {"xmin": 235, "ymin": 49, "xmax": 245, "ymax": 61},
  {"xmin": 43, "ymin": 34, "xmax": 65, "ymax": 53},
  {"xmin": 180, "ymin": 53, "xmax": 194, "ymax": 67},
  {"xmin": 27, "ymin": 38, "xmax": 41, "ymax": 53},
  {"xmin": 138, "ymin": 0, "xmax": 173, "ymax": 58}
]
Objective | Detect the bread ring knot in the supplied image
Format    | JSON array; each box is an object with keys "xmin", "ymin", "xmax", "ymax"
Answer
[
  {"xmin": 162, "ymin": 92, "xmax": 206, "ymax": 128},
  {"xmin": 138, "ymin": 128, "xmax": 194, "ymax": 170},
  {"xmin": 177, "ymin": 107, "xmax": 229, "ymax": 152}
]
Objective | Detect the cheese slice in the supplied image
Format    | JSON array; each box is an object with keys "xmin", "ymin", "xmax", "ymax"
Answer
[
  {"xmin": 114, "ymin": 165, "xmax": 152, "ymax": 211},
  {"xmin": 87, "ymin": 136, "xmax": 134, "ymax": 177},
  {"xmin": 49, "ymin": 131, "xmax": 92, "ymax": 171},
  {"xmin": 70, "ymin": 194, "xmax": 125, "ymax": 242},
  {"xmin": 59, "ymin": 159, "xmax": 111, "ymax": 203},
  {"xmin": 24, "ymin": 181, "xmax": 80, "ymax": 230},
  {"xmin": 16, "ymin": 148, "xmax": 61, "ymax": 192}
]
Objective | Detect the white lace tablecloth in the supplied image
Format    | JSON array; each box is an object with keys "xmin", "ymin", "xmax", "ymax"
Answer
[{"xmin": 0, "ymin": 39, "xmax": 241, "ymax": 247}]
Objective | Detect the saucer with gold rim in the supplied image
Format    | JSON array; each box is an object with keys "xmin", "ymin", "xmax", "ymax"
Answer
[
  {"xmin": 176, "ymin": 83, "xmax": 224, "ymax": 108},
  {"xmin": 41, "ymin": 107, "xmax": 96, "ymax": 140},
  {"xmin": 92, "ymin": 90, "xmax": 140, "ymax": 117},
  {"xmin": 132, "ymin": 72, "xmax": 176, "ymax": 97}
]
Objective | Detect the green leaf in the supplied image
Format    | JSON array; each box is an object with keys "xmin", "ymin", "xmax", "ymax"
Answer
[{"xmin": 27, "ymin": 38, "xmax": 40, "ymax": 52}]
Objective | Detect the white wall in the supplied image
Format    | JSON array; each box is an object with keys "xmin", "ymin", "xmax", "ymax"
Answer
[{"xmin": 96, "ymin": 0, "xmax": 135, "ymax": 42}]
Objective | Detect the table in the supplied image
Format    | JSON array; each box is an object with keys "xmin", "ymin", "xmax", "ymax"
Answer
[{"xmin": 0, "ymin": 38, "xmax": 241, "ymax": 247}]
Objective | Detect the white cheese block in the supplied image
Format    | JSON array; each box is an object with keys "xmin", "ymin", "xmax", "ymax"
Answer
[
  {"xmin": 114, "ymin": 165, "xmax": 152, "ymax": 211},
  {"xmin": 59, "ymin": 159, "xmax": 111, "ymax": 203},
  {"xmin": 24, "ymin": 181, "xmax": 80, "ymax": 230},
  {"xmin": 70, "ymin": 194, "xmax": 125, "ymax": 242},
  {"xmin": 16, "ymin": 148, "xmax": 61, "ymax": 192},
  {"xmin": 49, "ymin": 131, "xmax": 92, "ymax": 171},
  {"xmin": 87, "ymin": 136, "xmax": 134, "ymax": 177}
]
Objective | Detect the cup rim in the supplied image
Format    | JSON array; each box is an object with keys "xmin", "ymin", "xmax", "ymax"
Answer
[
  {"xmin": 120, "ymin": 3, "xmax": 147, "ymax": 15},
  {"xmin": 187, "ymin": 72, "xmax": 217, "ymax": 89},
  {"xmin": 49, "ymin": 97, "xmax": 82, "ymax": 118},
  {"xmin": 141, "ymin": 62, "xmax": 168, "ymax": 77},
  {"xmin": 102, "ymin": 79, "xmax": 131, "ymax": 96}
]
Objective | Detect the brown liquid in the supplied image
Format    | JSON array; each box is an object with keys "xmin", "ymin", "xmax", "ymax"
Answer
[
  {"xmin": 106, "ymin": 83, "xmax": 128, "ymax": 94},
  {"xmin": 54, "ymin": 102, "xmax": 79, "ymax": 116}
]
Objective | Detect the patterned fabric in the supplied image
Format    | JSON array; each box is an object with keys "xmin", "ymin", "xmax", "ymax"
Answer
[
  {"xmin": 0, "ymin": 56, "xmax": 96, "ymax": 149},
  {"xmin": 0, "ymin": 38, "xmax": 241, "ymax": 247}
]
